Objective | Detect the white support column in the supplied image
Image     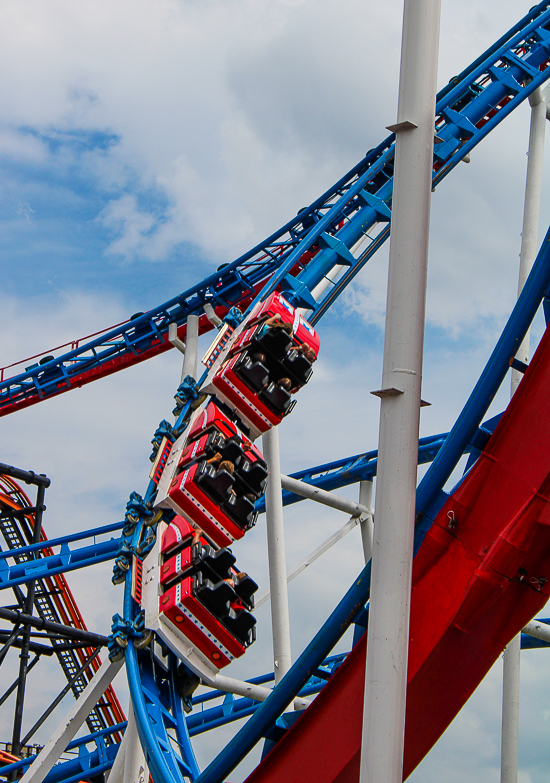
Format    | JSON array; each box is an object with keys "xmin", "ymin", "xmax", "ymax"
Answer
[
  {"xmin": 359, "ymin": 480, "xmax": 374, "ymax": 563},
  {"xmin": 106, "ymin": 707, "xmax": 147, "ymax": 783},
  {"xmin": 262, "ymin": 426, "xmax": 292, "ymax": 687},
  {"xmin": 501, "ymin": 633, "xmax": 521, "ymax": 783},
  {"xmin": 21, "ymin": 658, "xmax": 123, "ymax": 783},
  {"xmin": 511, "ymin": 88, "xmax": 547, "ymax": 396},
  {"xmin": 182, "ymin": 314, "xmax": 199, "ymax": 381},
  {"xmin": 105, "ymin": 733, "xmax": 126, "ymax": 783},
  {"xmin": 360, "ymin": 1, "xmax": 440, "ymax": 781},
  {"xmin": 501, "ymin": 86, "xmax": 548, "ymax": 783},
  {"xmin": 206, "ymin": 673, "xmax": 309, "ymax": 709},
  {"xmin": 122, "ymin": 706, "xmax": 148, "ymax": 783}
]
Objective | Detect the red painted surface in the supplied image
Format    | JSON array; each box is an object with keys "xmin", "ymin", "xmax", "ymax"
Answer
[
  {"xmin": 245, "ymin": 325, "xmax": 550, "ymax": 783},
  {"xmin": 160, "ymin": 577, "xmax": 246, "ymax": 668}
]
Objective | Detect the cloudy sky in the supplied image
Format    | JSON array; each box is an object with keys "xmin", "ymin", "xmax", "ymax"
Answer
[{"xmin": 1, "ymin": 0, "xmax": 550, "ymax": 780}]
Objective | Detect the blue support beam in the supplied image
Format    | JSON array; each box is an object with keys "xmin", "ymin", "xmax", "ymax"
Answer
[{"xmin": 0, "ymin": 537, "xmax": 121, "ymax": 590}]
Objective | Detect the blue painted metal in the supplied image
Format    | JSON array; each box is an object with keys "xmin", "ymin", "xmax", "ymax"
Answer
[
  {"xmin": 0, "ymin": 521, "xmax": 124, "ymax": 561},
  {"xmin": 0, "ymin": 722, "xmax": 126, "ymax": 780},
  {"xmin": 8, "ymin": 5, "xmax": 550, "ymax": 781},
  {"xmin": 169, "ymin": 655, "xmax": 200, "ymax": 780},
  {"xmin": 0, "ymin": 537, "xmax": 121, "ymax": 590}
]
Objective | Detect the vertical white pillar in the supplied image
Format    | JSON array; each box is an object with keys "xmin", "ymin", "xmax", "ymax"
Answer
[
  {"xmin": 262, "ymin": 426, "xmax": 292, "ymax": 686},
  {"xmin": 122, "ymin": 706, "xmax": 148, "ymax": 783},
  {"xmin": 501, "ymin": 634, "xmax": 521, "ymax": 783},
  {"xmin": 359, "ymin": 480, "xmax": 374, "ymax": 563},
  {"xmin": 360, "ymin": 1, "xmax": 440, "ymax": 781},
  {"xmin": 182, "ymin": 314, "xmax": 199, "ymax": 381},
  {"xmin": 501, "ymin": 87, "xmax": 547, "ymax": 783}
]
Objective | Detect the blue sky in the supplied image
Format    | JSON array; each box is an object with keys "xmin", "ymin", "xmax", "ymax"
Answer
[{"xmin": 2, "ymin": 0, "xmax": 550, "ymax": 780}]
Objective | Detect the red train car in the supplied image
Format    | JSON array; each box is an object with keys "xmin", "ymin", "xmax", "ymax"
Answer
[
  {"xmin": 157, "ymin": 522, "xmax": 257, "ymax": 671},
  {"xmin": 202, "ymin": 293, "xmax": 319, "ymax": 439},
  {"xmin": 160, "ymin": 402, "xmax": 267, "ymax": 547}
]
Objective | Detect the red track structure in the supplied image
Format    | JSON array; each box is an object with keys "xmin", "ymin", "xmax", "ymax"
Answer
[
  {"xmin": 245, "ymin": 323, "xmax": 550, "ymax": 782},
  {"xmin": 0, "ymin": 478, "xmax": 125, "ymax": 740}
]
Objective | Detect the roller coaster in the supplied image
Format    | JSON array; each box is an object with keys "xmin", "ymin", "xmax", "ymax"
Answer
[{"xmin": 3, "ymin": 1, "xmax": 550, "ymax": 781}]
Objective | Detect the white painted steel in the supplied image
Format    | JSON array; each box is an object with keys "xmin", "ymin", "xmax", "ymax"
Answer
[
  {"xmin": 182, "ymin": 314, "xmax": 199, "ymax": 381},
  {"xmin": 203, "ymin": 302, "xmax": 223, "ymax": 328},
  {"xmin": 262, "ymin": 426, "xmax": 292, "ymax": 687},
  {"xmin": 522, "ymin": 619, "xmax": 550, "ymax": 643},
  {"xmin": 255, "ymin": 514, "xmax": 365, "ymax": 608},
  {"xmin": 206, "ymin": 673, "xmax": 309, "ymax": 709},
  {"xmin": 359, "ymin": 480, "xmax": 374, "ymax": 563},
  {"xmin": 501, "ymin": 633, "xmax": 521, "ymax": 783},
  {"xmin": 105, "ymin": 730, "xmax": 126, "ymax": 783},
  {"xmin": 501, "ymin": 87, "xmax": 548, "ymax": 783},
  {"xmin": 168, "ymin": 323, "xmax": 186, "ymax": 355},
  {"xmin": 122, "ymin": 706, "xmax": 148, "ymax": 783},
  {"xmin": 21, "ymin": 658, "xmax": 124, "ymax": 783},
  {"xmin": 360, "ymin": 1, "xmax": 441, "ymax": 781},
  {"xmin": 280, "ymin": 474, "xmax": 372, "ymax": 518},
  {"xmin": 511, "ymin": 88, "xmax": 547, "ymax": 396}
]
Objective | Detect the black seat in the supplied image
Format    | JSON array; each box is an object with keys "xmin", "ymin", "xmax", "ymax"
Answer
[
  {"xmin": 233, "ymin": 574, "xmax": 258, "ymax": 609},
  {"xmin": 222, "ymin": 607, "xmax": 257, "ymax": 646},
  {"xmin": 280, "ymin": 350, "xmax": 312, "ymax": 387},
  {"xmin": 217, "ymin": 436, "xmax": 244, "ymax": 465},
  {"xmin": 193, "ymin": 574, "xmax": 235, "ymax": 620},
  {"xmin": 197, "ymin": 545, "xmax": 236, "ymax": 583},
  {"xmin": 259, "ymin": 382, "xmax": 292, "ymax": 416},
  {"xmin": 236, "ymin": 459, "xmax": 268, "ymax": 496},
  {"xmin": 196, "ymin": 462, "xmax": 234, "ymax": 503},
  {"xmin": 234, "ymin": 355, "xmax": 270, "ymax": 392},
  {"xmin": 223, "ymin": 492, "xmax": 257, "ymax": 530},
  {"xmin": 254, "ymin": 328, "xmax": 293, "ymax": 360}
]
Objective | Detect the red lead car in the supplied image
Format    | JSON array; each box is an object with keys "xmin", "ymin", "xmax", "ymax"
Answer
[{"xmin": 202, "ymin": 292, "xmax": 319, "ymax": 439}]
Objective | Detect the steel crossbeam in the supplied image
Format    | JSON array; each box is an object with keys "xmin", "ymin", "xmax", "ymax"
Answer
[{"xmin": 0, "ymin": 537, "xmax": 121, "ymax": 590}]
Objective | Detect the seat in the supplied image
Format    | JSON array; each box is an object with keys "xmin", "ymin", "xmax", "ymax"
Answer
[
  {"xmin": 223, "ymin": 607, "xmax": 257, "ymax": 646},
  {"xmin": 280, "ymin": 350, "xmax": 313, "ymax": 387},
  {"xmin": 223, "ymin": 492, "xmax": 257, "ymax": 530},
  {"xmin": 259, "ymin": 382, "xmax": 292, "ymax": 416},
  {"xmin": 234, "ymin": 355, "xmax": 270, "ymax": 392},
  {"xmin": 233, "ymin": 574, "xmax": 258, "ymax": 609},
  {"xmin": 197, "ymin": 546, "xmax": 236, "ymax": 583},
  {"xmin": 254, "ymin": 327, "xmax": 293, "ymax": 360},
  {"xmin": 193, "ymin": 575, "xmax": 236, "ymax": 620},
  {"xmin": 196, "ymin": 462, "xmax": 235, "ymax": 503},
  {"xmin": 236, "ymin": 459, "xmax": 268, "ymax": 496}
]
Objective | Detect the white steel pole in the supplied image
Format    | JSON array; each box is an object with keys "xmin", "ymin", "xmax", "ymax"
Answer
[
  {"xmin": 501, "ymin": 86, "xmax": 548, "ymax": 783},
  {"xmin": 182, "ymin": 314, "xmax": 199, "ymax": 381},
  {"xmin": 511, "ymin": 89, "xmax": 547, "ymax": 396},
  {"xmin": 359, "ymin": 480, "xmax": 374, "ymax": 563},
  {"xmin": 360, "ymin": 0, "xmax": 440, "ymax": 780},
  {"xmin": 122, "ymin": 706, "xmax": 148, "ymax": 783},
  {"xmin": 21, "ymin": 658, "xmax": 124, "ymax": 783},
  {"xmin": 262, "ymin": 426, "xmax": 292, "ymax": 687},
  {"xmin": 501, "ymin": 633, "xmax": 521, "ymax": 783}
]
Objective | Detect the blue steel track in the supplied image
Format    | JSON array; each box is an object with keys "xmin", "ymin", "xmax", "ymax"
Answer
[{"xmin": 4, "ymin": 2, "xmax": 550, "ymax": 781}]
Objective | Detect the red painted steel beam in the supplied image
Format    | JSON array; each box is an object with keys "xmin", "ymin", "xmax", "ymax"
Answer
[{"xmin": 244, "ymin": 323, "xmax": 550, "ymax": 783}]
